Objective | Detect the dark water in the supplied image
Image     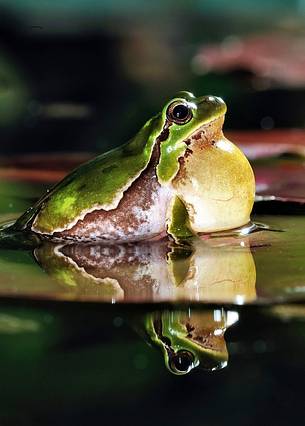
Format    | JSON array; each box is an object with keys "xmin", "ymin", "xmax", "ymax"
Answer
[
  {"xmin": 0, "ymin": 214, "xmax": 304, "ymax": 425},
  {"xmin": 0, "ymin": 301, "xmax": 304, "ymax": 425}
]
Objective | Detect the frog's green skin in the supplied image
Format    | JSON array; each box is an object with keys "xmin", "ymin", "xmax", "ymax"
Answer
[
  {"xmin": 143, "ymin": 310, "xmax": 237, "ymax": 374},
  {"xmin": 14, "ymin": 92, "xmax": 255, "ymax": 243}
]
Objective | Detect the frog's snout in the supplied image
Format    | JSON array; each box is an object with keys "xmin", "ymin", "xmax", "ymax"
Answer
[
  {"xmin": 197, "ymin": 95, "xmax": 227, "ymax": 116},
  {"xmin": 199, "ymin": 95, "xmax": 225, "ymax": 104},
  {"xmin": 209, "ymin": 95, "xmax": 224, "ymax": 104},
  {"xmin": 214, "ymin": 95, "xmax": 226, "ymax": 106}
]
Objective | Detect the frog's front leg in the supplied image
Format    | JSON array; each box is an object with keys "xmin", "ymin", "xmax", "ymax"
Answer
[{"xmin": 167, "ymin": 196, "xmax": 194, "ymax": 243}]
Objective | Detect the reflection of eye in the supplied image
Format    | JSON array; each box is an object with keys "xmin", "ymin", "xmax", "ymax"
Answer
[
  {"xmin": 167, "ymin": 101, "xmax": 192, "ymax": 125},
  {"xmin": 169, "ymin": 350, "xmax": 195, "ymax": 374}
]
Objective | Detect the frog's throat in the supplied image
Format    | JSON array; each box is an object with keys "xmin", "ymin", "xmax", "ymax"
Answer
[
  {"xmin": 183, "ymin": 322, "xmax": 227, "ymax": 354},
  {"xmin": 183, "ymin": 115, "xmax": 225, "ymax": 147}
]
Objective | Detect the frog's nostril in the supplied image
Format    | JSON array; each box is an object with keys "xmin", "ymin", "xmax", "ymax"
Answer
[
  {"xmin": 207, "ymin": 95, "xmax": 217, "ymax": 102},
  {"xmin": 215, "ymin": 96, "xmax": 225, "ymax": 104},
  {"xmin": 206, "ymin": 95, "xmax": 225, "ymax": 105},
  {"xmin": 199, "ymin": 95, "xmax": 223, "ymax": 105}
]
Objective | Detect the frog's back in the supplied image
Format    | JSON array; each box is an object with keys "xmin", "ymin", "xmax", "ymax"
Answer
[{"xmin": 14, "ymin": 115, "xmax": 164, "ymax": 237}]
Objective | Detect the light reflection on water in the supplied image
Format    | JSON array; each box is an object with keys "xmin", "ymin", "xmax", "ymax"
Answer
[
  {"xmin": 0, "ymin": 214, "xmax": 304, "ymax": 304},
  {"xmin": 0, "ymin": 208, "xmax": 304, "ymax": 377}
]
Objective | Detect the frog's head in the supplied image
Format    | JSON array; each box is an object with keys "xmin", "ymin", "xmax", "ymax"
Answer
[
  {"xmin": 145, "ymin": 310, "xmax": 232, "ymax": 375},
  {"xmin": 158, "ymin": 91, "xmax": 255, "ymax": 234},
  {"xmin": 157, "ymin": 92, "xmax": 227, "ymax": 181},
  {"xmin": 162, "ymin": 91, "xmax": 226, "ymax": 133}
]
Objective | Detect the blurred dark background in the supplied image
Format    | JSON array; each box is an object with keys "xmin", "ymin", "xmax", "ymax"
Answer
[{"xmin": 0, "ymin": 0, "xmax": 304, "ymax": 155}]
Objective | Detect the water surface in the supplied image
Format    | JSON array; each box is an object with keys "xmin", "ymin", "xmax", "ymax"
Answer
[
  {"xmin": 0, "ymin": 213, "xmax": 304, "ymax": 304},
  {"xmin": 0, "ymin": 155, "xmax": 304, "ymax": 426}
]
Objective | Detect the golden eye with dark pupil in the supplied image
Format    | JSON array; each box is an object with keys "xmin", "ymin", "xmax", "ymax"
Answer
[{"xmin": 167, "ymin": 102, "xmax": 192, "ymax": 124}]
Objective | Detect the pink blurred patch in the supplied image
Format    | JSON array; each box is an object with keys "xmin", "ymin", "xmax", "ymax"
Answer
[
  {"xmin": 194, "ymin": 33, "xmax": 305, "ymax": 87},
  {"xmin": 227, "ymin": 129, "xmax": 305, "ymax": 160},
  {"xmin": 228, "ymin": 130, "xmax": 305, "ymax": 201},
  {"xmin": 1, "ymin": 130, "xmax": 305, "ymax": 202}
]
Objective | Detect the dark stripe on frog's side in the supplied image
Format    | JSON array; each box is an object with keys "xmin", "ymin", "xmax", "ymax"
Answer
[
  {"xmin": 22, "ymin": 114, "xmax": 167, "ymax": 235},
  {"xmin": 13, "ymin": 114, "xmax": 170, "ymax": 235},
  {"xmin": 156, "ymin": 121, "xmax": 172, "ymax": 143},
  {"xmin": 50, "ymin": 120, "xmax": 174, "ymax": 242},
  {"xmin": 153, "ymin": 316, "xmax": 173, "ymax": 349},
  {"xmin": 52, "ymin": 143, "xmax": 173, "ymax": 242}
]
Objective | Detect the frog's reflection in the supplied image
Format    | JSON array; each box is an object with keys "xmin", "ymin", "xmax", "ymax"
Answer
[
  {"xmin": 137, "ymin": 308, "xmax": 238, "ymax": 374},
  {"xmin": 34, "ymin": 237, "xmax": 256, "ymax": 304}
]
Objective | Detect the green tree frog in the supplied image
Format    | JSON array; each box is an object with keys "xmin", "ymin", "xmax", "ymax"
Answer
[
  {"xmin": 14, "ymin": 92, "xmax": 255, "ymax": 242},
  {"xmin": 142, "ymin": 309, "xmax": 238, "ymax": 374}
]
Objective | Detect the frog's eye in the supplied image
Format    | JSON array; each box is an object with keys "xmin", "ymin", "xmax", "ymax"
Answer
[
  {"xmin": 167, "ymin": 101, "xmax": 193, "ymax": 125},
  {"xmin": 168, "ymin": 350, "xmax": 195, "ymax": 374}
]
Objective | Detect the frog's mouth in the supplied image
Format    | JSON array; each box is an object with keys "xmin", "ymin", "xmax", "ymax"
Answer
[{"xmin": 186, "ymin": 115, "xmax": 225, "ymax": 146}]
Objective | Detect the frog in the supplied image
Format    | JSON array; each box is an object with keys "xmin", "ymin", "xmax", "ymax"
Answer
[
  {"xmin": 13, "ymin": 91, "xmax": 255, "ymax": 243},
  {"xmin": 141, "ymin": 309, "xmax": 238, "ymax": 374}
]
